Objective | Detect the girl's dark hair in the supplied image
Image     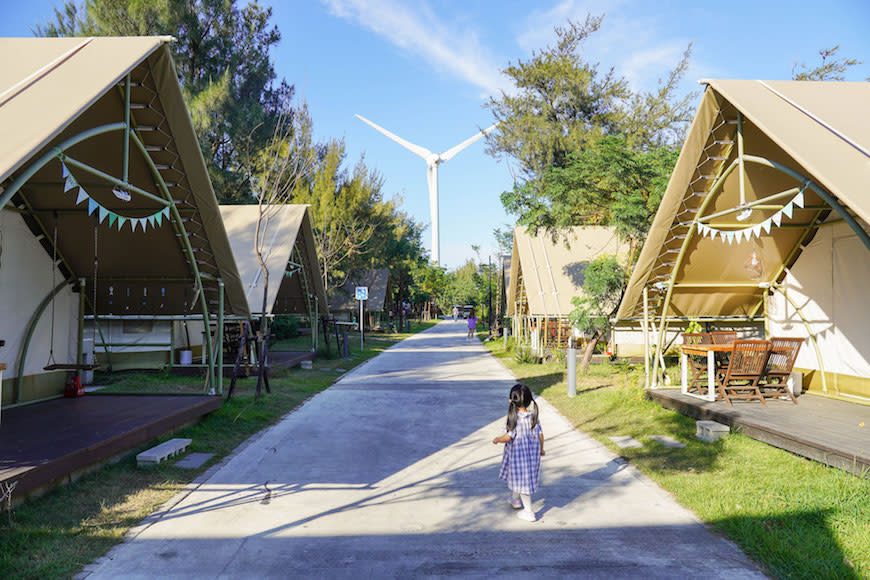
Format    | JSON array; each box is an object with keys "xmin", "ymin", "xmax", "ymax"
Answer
[{"xmin": 506, "ymin": 383, "xmax": 538, "ymax": 432}]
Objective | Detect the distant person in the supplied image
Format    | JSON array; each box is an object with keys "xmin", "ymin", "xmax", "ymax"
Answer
[
  {"xmin": 466, "ymin": 310, "xmax": 478, "ymax": 339},
  {"xmin": 492, "ymin": 383, "xmax": 544, "ymax": 522},
  {"xmin": 452, "ymin": 305, "xmax": 458, "ymax": 321}
]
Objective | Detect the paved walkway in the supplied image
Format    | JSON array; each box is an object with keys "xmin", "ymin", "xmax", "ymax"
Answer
[{"xmin": 83, "ymin": 321, "xmax": 764, "ymax": 579}]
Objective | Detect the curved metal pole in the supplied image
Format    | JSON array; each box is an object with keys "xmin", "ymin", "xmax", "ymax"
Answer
[
  {"xmin": 770, "ymin": 284, "xmax": 828, "ymax": 394},
  {"xmin": 0, "ymin": 123, "xmax": 126, "ymax": 211},
  {"xmin": 16, "ymin": 277, "xmax": 77, "ymax": 401},
  {"xmin": 651, "ymin": 158, "xmax": 739, "ymax": 386},
  {"xmin": 128, "ymin": 131, "xmax": 215, "ymax": 389},
  {"xmin": 743, "ymin": 155, "xmax": 870, "ymax": 253}
]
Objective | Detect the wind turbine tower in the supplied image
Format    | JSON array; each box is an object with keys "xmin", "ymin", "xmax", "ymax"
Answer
[{"xmin": 356, "ymin": 114, "xmax": 496, "ymax": 264}]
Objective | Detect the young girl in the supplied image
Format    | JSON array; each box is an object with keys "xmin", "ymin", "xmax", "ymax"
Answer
[
  {"xmin": 492, "ymin": 383, "xmax": 544, "ymax": 521},
  {"xmin": 466, "ymin": 310, "xmax": 478, "ymax": 339}
]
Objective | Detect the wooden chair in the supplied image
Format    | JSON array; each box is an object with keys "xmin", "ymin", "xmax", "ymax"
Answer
[
  {"xmin": 682, "ymin": 332, "xmax": 711, "ymax": 395},
  {"xmin": 710, "ymin": 331, "xmax": 737, "ymax": 345},
  {"xmin": 718, "ymin": 340, "xmax": 771, "ymax": 406},
  {"xmin": 759, "ymin": 337, "xmax": 804, "ymax": 404}
]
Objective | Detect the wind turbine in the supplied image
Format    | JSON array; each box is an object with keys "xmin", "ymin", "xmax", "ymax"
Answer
[{"xmin": 356, "ymin": 114, "xmax": 497, "ymax": 264}]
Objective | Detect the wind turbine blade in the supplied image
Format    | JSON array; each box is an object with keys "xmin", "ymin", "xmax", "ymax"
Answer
[
  {"xmin": 355, "ymin": 114, "xmax": 432, "ymax": 160},
  {"xmin": 439, "ymin": 123, "xmax": 498, "ymax": 161}
]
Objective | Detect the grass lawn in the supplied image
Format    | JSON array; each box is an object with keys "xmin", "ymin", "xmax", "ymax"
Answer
[
  {"xmin": 482, "ymin": 337, "xmax": 870, "ymax": 580},
  {"xmin": 0, "ymin": 322, "xmax": 436, "ymax": 580}
]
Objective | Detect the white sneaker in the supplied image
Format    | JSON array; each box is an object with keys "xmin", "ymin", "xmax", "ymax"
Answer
[
  {"xmin": 517, "ymin": 509, "xmax": 536, "ymax": 522},
  {"xmin": 508, "ymin": 497, "xmax": 522, "ymax": 509}
]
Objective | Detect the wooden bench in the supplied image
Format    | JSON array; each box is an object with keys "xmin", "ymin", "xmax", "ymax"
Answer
[{"xmin": 136, "ymin": 438, "xmax": 192, "ymax": 467}]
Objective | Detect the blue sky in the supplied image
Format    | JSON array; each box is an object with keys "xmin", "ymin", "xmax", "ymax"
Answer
[{"xmin": 2, "ymin": 0, "xmax": 869, "ymax": 269}]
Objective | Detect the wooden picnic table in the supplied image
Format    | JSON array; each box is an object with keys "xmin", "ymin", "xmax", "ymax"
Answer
[{"xmin": 679, "ymin": 343, "xmax": 732, "ymax": 402}]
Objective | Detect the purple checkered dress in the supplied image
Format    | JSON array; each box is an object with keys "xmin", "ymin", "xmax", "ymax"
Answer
[{"xmin": 498, "ymin": 410, "xmax": 542, "ymax": 494}]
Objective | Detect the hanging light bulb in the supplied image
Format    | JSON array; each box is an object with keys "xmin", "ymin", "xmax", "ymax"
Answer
[
  {"xmin": 112, "ymin": 186, "xmax": 131, "ymax": 202},
  {"xmin": 744, "ymin": 250, "xmax": 763, "ymax": 280}
]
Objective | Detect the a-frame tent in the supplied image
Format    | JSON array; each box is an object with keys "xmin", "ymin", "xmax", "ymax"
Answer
[
  {"xmin": 615, "ymin": 79, "xmax": 870, "ymax": 404},
  {"xmin": 508, "ymin": 226, "xmax": 628, "ymax": 353},
  {"xmin": 0, "ymin": 37, "xmax": 249, "ymax": 405},
  {"xmin": 219, "ymin": 204, "xmax": 328, "ymax": 349},
  {"xmin": 329, "ymin": 269, "xmax": 392, "ymax": 328}
]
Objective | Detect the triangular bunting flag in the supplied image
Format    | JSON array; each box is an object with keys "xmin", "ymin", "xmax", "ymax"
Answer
[
  {"xmin": 76, "ymin": 187, "xmax": 88, "ymax": 205},
  {"xmin": 772, "ymin": 211, "xmax": 783, "ymax": 227},
  {"xmin": 64, "ymin": 175, "xmax": 77, "ymax": 192},
  {"xmin": 139, "ymin": 217, "xmax": 148, "ymax": 231},
  {"xmin": 98, "ymin": 206, "xmax": 108, "ymax": 223},
  {"xmin": 61, "ymin": 163, "xmax": 69, "ymax": 178},
  {"xmin": 761, "ymin": 218, "xmax": 772, "ymax": 235},
  {"xmin": 752, "ymin": 224, "xmax": 762, "ymax": 238},
  {"xmin": 117, "ymin": 216, "xmax": 127, "ymax": 230},
  {"xmin": 794, "ymin": 191, "xmax": 805, "ymax": 208},
  {"xmin": 710, "ymin": 228, "xmax": 718, "ymax": 241},
  {"xmin": 783, "ymin": 201, "xmax": 794, "ymax": 219},
  {"xmin": 162, "ymin": 207, "xmax": 170, "ymax": 220},
  {"xmin": 131, "ymin": 218, "xmax": 139, "ymax": 232},
  {"xmin": 726, "ymin": 231, "xmax": 734, "ymax": 245},
  {"xmin": 147, "ymin": 214, "xmax": 156, "ymax": 228},
  {"xmin": 108, "ymin": 213, "xmax": 118, "ymax": 228},
  {"xmin": 87, "ymin": 197, "xmax": 98, "ymax": 216},
  {"xmin": 154, "ymin": 211, "xmax": 163, "ymax": 227}
]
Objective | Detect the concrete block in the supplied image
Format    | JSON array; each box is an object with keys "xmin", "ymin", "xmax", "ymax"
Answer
[
  {"xmin": 650, "ymin": 435, "xmax": 686, "ymax": 448},
  {"xmin": 174, "ymin": 452, "xmax": 215, "ymax": 469},
  {"xmin": 609, "ymin": 435, "xmax": 643, "ymax": 449},
  {"xmin": 696, "ymin": 420, "xmax": 729, "ymax": 443},
  {"xmin": 137, "ymin": 438, "xmax": 192, "ymax": 467}
]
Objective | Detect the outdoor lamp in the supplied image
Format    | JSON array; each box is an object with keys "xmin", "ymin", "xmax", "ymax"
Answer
[{"xmin": 744, "ymin": 250, "xmax": 763, "ymax": 280}]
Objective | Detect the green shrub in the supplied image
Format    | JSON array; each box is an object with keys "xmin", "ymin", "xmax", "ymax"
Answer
[{"xmin": 270, "ymin": 315, "xmax": 299, "ymax": 340}]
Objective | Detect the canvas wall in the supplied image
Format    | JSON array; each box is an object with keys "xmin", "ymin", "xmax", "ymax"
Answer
[
  {"xmin": 768, "ymin": 221, "xmax": 870, "ymax": 400},
  {"xmin": 0, "ymin": 209, "xmax": 78, "ymax": 402}
]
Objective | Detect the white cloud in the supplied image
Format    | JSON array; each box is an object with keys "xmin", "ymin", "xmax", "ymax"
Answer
[
  {"xmin": 516, "ymin": 1, "xmax": 694, "ymax": 95},
  {"xmin": 320, "ymin": 0, "xmax": 505, "ymax": 96}
]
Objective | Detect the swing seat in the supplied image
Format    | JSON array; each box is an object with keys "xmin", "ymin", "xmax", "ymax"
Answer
[{"xmin": 43, "ymin": 363, "xmax": 100, "ymax": 371}]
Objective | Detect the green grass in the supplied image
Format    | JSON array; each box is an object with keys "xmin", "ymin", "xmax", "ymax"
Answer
[
  {"xmin": 0, "ymin": 322, "xmax": 435, "ymax": 580},
  {"xmin": 484, "ymin": 339, "xmax": 870, "ymax": 580}
]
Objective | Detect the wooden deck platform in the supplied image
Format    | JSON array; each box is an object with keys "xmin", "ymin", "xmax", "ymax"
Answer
[
  {"xmin": 0, "ymin": 394, "xmax": 221, "ymax": 499},
  {"xmin": 650, "ymin": 389, "xmax": 870, "ymax": 476},
  {"xmin": 269, "ymin": 350, "xmax": 315, "ymax": 369}
]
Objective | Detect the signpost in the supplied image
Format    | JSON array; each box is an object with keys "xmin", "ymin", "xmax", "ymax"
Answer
[{"xmin": 355, "ymin": 286, "xmax": 368, "ymax": 349}]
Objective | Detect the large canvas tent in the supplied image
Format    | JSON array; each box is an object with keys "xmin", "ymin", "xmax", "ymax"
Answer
[
  {"xmin": 0, "ymin": 37, "xmax": 249, "ymax": 403},
  {"xmin": 615, "ymin": 79, "xmax": 870, "ymax": 404},
  {"xmin": 508, "ymin": 226, "xmax": 628, "ymax": 353},
  {"xmin": 220, "ymin": 203, "xmax": 327, "ymax": 317},
  {"xmin": 329, "ymin": 269, "xmax": 392, "ymax": 328}
]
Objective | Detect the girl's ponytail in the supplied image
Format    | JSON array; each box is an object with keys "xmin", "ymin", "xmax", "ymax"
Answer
[{"xmin": 506, "ymin": 383, "xmax": 535, "ymax": 431}]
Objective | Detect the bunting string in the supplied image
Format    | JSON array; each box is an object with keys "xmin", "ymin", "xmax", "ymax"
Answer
[
  {"xmin": 61, "ymin": 160, "xmax": 169, "ymax": 232},
  {"xmin": 696, "ymin": 187, "xmax": 806, "ymax": 244}
]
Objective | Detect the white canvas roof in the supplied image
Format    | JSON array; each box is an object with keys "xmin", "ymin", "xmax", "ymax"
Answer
[
  {"xmin": 508, "ymin": 226, "xmax": 628, "ymax": 317},
  {"xmin": 616, "ymin": 80, "xmax": 870, "ymax": 321},
  {"xmin": 220, "ymin": 204, "xmax": 327, "ymax": 316},
  {"xmin": 0, "ymin": 37, "xmax": 249, "ymax": 316}
]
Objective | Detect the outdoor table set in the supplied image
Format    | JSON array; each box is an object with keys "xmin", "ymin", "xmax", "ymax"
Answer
[{"xmin": 679, "ymin": 332, "xmax": 803, "ymax": 405}]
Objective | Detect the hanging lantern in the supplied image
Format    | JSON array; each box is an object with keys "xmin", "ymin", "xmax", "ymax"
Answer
[{"xmin": 744, "ymin": 250, "xmax": 763, "ymax": 280}]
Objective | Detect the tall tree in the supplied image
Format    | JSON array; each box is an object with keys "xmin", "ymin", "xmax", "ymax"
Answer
[
  {"xmin": 36, "ymin": 0, "xmax": 293, "ymax": 202},
  {"xmin": 792, "ymin": 46, "xmax": 863, "ymax": 81},
  {"xmin": 487, "ymin": 14, "xmax": 691, "ymax": 244}
]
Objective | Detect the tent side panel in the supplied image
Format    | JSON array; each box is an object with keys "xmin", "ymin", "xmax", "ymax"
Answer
[
  {"xmin": 0, "ymin": 210, "xmax": 78, "ymax": 403},
  {"xmin": 769, "ymin": 222, "xmax": 870, "ymax": 400}
]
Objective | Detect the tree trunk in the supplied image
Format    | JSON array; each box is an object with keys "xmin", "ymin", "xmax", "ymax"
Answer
[{"xmin": 579, "ymin": 329, "xmax": 602, "ymax": 373}]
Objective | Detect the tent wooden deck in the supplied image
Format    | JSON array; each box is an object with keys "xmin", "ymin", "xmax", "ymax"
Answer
[
  {"xmin": 650, "ymin": 390, "xmax": 870, "ymax": 476},
  {"xmin": 0, "ymin": 394, "xmax": 221, "ymax": 499}
]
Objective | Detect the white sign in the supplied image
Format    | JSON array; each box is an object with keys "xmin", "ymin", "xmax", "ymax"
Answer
[{"xmin": 355, "ymin": 286, "xmax": 368, "ymax": 301}]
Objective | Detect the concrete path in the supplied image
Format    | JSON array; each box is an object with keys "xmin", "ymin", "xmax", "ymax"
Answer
[{"xmin": 83, "ymin": 321, "xmax": 764, "ymax": 579}]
